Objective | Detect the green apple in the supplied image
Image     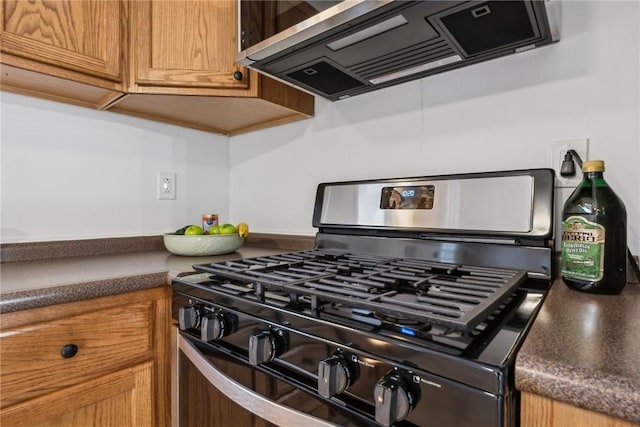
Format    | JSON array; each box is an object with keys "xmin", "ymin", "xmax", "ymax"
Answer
[
  {"xmin": 219, "ymin": 223, "xmax": 237, "ymax": 234},
  {"xmin": 184, "ymin": 225, "xmax": 204, "ymax": 235},
  {"xmin": 208, "ymin": 225, "xmax": 221, "ymax": 235}
]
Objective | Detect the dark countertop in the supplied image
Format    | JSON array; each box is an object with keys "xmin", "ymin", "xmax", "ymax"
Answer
[
  {"xmin": 516, "ymin": 278, "xmax": 640, "ymax": 424},
  {"xmin": 2, "ymin": 236, "xmax": 639, "ymax": 424},
  {"xmin": 0, "ymin": 244, "xmax": 303, "ymax": 313},
  {"xmin": 0, "ymin": 233, "xmax": 316, "ymax": 313}
]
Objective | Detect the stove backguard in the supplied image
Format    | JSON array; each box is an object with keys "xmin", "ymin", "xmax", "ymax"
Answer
[
  {"xmin": 311, "ymin": 168, "xmax": 555, "ymax": 281},
  {"xmin": 313, "ymin": 169, "xmax": 554, "ymax": 240}
]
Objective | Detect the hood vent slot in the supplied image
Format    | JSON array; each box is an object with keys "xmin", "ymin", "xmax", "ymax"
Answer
[
  {"xmin": 440, "ymin": 1, "xmax": 538, "ymax": 56},
  {"xmin": 352, "ymin": 39, "xmax": 457, "ymax": 81},
  {"xmin": 286, "ymin": 61, "xmax": 366, "ymax": 96}
]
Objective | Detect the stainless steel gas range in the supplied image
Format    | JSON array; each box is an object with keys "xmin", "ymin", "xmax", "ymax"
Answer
[{"xmin": 172, "ymin": 168, "xmax": 555, "ymax": 427}]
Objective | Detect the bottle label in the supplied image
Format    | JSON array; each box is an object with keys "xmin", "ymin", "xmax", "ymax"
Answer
[{"xmin": 561, "ymin": 216, "xmax": 605, "ymax": 281}]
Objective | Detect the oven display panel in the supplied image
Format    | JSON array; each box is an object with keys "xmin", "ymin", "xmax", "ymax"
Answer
[{"xmin": 380, "ymin": 185, "xmax": 435, "ymax": 209}]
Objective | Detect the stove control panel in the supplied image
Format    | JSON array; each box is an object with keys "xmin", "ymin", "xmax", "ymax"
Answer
[
  {"xmin": 248, "ymin": 328, "xmax": 289, "ymax": 365},
  {"xmin": 374, "ymin": 369, "xmax": 420, "ymax": 427}
]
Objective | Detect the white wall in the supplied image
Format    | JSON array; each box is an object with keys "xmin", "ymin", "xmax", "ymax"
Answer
[
  {"xmin": 0, "ymin": 93, "xmax": 229, "ymax": 243},
  {"xmin": 229, "ymin": 0, "xmax": 640, "ymax": 254},
  {"xmin": 1, "ymin": 1, "xmax": 638, "ymax": 254}
]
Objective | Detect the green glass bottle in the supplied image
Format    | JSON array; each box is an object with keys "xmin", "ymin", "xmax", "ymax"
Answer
[{"xmin": 561, "ymin": 160, "xmax": 627, "ymax": 294}]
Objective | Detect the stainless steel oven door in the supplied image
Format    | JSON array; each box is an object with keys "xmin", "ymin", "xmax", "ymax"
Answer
[{"xmin": 177, "ymin": 335, "xmax": 371, "ymax": 427}]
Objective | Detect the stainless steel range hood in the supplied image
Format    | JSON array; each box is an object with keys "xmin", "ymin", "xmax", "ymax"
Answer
[{"xmin": 237, "ymin": 0, "xmax": 560, "ymax": 101}]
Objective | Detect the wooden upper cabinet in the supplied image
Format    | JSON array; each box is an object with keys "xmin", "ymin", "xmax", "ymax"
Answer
[
  {"xmin": 0, "ymin": 0, "xmax": 314, "ymax": 134},
  {"xmin": 0, "ymin": 0, "xmax": 125, "ymax": 109},
  {"xmin": 130, "ymin": 0, "xmax": 249, "ymax": 93},
  {"xmin": 1, "ymin": 0, "xmax": 124, "ymax": 83},
  {"xmin": 112, "ymin": 0, "xmax": 314, "ymax": 134}
]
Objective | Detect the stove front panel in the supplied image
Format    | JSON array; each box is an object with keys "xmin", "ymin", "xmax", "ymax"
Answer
[{"xmin": 173, "ymin": 291, "xmax": 505, "ymax": 427}]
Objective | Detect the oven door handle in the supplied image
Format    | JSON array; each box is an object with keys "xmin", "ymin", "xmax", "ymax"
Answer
[{"xmin": 179, "ymin": 335, "xmax": 338, "ymax": 427}]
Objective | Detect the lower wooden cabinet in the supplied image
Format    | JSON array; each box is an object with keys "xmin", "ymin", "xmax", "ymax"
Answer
[
  {"xmin": 1, "ymin": 362, "xmax": 154, "ymax": 427},
  {"xmin": 521, "ymin": 391, "xmax": 639, "ymax": 427},
  {"xmin": 0, "ymin": 286, "xmax": 171, "ymax": 427}
]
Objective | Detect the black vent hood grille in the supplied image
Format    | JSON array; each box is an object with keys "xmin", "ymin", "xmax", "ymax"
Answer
[{"xmin": 237, "ymin": 0, "xmax": 560, "ymax": 101}]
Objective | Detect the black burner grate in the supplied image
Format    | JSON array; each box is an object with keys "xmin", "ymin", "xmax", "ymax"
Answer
[{"xmin": 193, "ymin": 249, "xmax": 526, "ymax": 333}]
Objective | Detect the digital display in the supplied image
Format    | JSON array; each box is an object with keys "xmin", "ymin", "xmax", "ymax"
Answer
[{"xmin": 380, "ymin": 185, "xmax": 435, "ymax": 210}]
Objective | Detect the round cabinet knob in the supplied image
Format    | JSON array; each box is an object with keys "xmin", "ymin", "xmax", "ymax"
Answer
[
  {"xmin": 200, "ymin": 312, "xmax": 226, "ymax": 342},
  {"xmin": 61, "ymin": 344, "xmax": 78, "ymax": 359},
  {"xmin": 178, "ymin": 306, "xmax": 200, "ymax": 330},
  {"xmin": 374, "ymin": 372, "xmax": 418, "ymax": 427},
  {"xmin": 233, "ymin": 71, "xmax": 243, "ymax": 81},
  {"xmin": 248, "ymin": 331, "xmax": 276, "ymax": 365},
  {"xmin": 318, "ymin": 355, "xmax": 351, "ymax": 398}
]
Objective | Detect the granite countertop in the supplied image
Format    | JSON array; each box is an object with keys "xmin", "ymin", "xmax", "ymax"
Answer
[
  {"xmin": 0, "ymin": 247, "xmax": 291, "ymax": 313},
  {"xmin": 0, "ymin": 234, "xmax": 314, "ymax": 313},
  {"xmin": 516, "ymin": 278, "xmax": 640, "ymax": 424},
  {"xmin": 2, "ymin": 236, "xmax": 639, "ymax": 424}
]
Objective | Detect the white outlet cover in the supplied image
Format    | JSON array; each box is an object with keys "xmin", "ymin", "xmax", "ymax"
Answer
[
  {"xmin": 550, "ymin": 139, "xmax": 589, "ymax": 188},
  {"xmin": 157, "ymin": 172, "xmax": 176, "ymax": 200}
]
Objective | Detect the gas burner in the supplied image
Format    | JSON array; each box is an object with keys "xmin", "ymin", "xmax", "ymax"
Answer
[
  {"xmin": 373, "ymin": 312, "xmax": 424, "ymax": 326},
  {"xmin": 348, "ymin": 307, "xmax": 424, "ymax": 327}
]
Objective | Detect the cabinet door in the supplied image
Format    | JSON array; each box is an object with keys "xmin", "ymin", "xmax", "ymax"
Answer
[
  {"xmin": 130, "ymin": 0, "xmax": 249, "ymax": 92},
  {"xmin": 521, "ymin": 392, "xmax": 639, "ymax": 427},
  {"xmin": 0, "ymin": 362, "xmax": 154, "ymax": 427},
  {"xmin": 0, "ymin": 301, "xmax": 154, "ymax": 408},
  {"xmin": 0, "ymin": 287, "xmax": 171, "ymax": 427},
  {"xmin": 0, "ymin": 0, "xmax": 124, "ymax": 82}
]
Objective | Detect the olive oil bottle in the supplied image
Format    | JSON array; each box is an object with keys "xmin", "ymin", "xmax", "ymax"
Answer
[{"xmin": 561, "ymin": 160, "xmax": 627, "ymax": 294}]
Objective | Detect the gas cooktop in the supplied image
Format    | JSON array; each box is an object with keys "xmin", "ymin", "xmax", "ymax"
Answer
[
  {"xmin": 173, "ymin": 168, "xmax": 555, "ymax": 427},
  {"xmin": 185, "ymin": 249, "xmax": 530, "ymax": 351}
]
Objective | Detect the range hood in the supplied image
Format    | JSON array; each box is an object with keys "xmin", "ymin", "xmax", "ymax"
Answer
[{"xmin": 237, "ymin": 0, "xmax": 560, "ymax": 101}]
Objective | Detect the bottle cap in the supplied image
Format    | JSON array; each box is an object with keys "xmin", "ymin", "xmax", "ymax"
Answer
[{"xmin": 583, "ymin": 160, "xmax": 605, "ymax": 172}]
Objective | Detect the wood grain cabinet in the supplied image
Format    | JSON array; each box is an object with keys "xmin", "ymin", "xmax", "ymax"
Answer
[
  {"xmin": 108, "ymin": 0, "xmax": 314, "ymax": 135},
  {"xmin": 130, "ymin": 0, "xmax": 248, "ymax": 92},
  {"xmin": 521, "ymin": 392, "xmax": 640, "ymax": 427},
  {"xmin": 0, "ymin": 286, "xmax": 171, "ymax": 427},
  {"xmin": 0, "ymin": 0, "xmax": 126, "ymax": 109},
  {"xmin": 0, "ymin": 0, "xmax": 314, "ymax": 135}
]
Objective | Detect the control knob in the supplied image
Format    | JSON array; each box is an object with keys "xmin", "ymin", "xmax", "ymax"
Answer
[
  {"xmin": 178, "ymin": 305, "xmax": 200, "ymax": 330},
  {"xmin": 248, "ymin": 329, "xmax": 288, "ymax": 365},
  {"xmin": 200, "ymin": 311, "xmax": 226, "ymax": 342},
  {"xmin": 249, "ymin": 331, "xmax": 276, "ymax": 365},
  {"xmin": 374, "ymin": 371, "xmax": 419, "ymax": 427},
  {"xmin": 318, "ymin": 354, "xmax": 353, "ymax": 398}
]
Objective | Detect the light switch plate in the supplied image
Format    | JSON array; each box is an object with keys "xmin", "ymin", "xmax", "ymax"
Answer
[{"xmin": 157, "ymin": 172, "xmax": 176, "ymax": 200}]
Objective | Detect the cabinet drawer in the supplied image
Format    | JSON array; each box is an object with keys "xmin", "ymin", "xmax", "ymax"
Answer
[{"xmin": 0, "ymin": 301, "xmax": 154, "ymax": 408}]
